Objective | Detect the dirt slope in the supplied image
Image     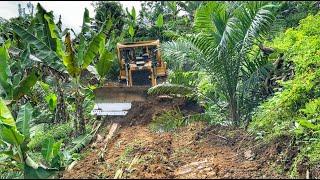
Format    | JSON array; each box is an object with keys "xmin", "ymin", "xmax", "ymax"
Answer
[{"xmin": 62, "ymin": 98, "xmax": 288, "ymax": 179}]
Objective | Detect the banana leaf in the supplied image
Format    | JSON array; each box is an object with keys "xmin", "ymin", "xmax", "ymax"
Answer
[
  {"xmin": 156, "ymin": 14, "xmax": 164, "ymax": 28},
  {"xmin": 16, "ymin": 103, "xmax": 33, "ymax": 140},
  {"xmin": 0, "ymin": 45, "xmax": 12, "ymax": 97},
  {"xmin": 44, "ymin": 14, "xmax": 64, "ymax": 59},
  {"xmin": 12, "ymin": 23, "xmax": 65, "ymax": 72},
  {"xmin": 24, "ymin": 164, "xmax": 57, "ymax": 179},
  {"xmin": 13, "ymin": 70, "xmax": 38, "ymax": 101},
  {"xmin": 63, "ymin": 32, "xmax": 80, "ymax": 78},
  {"xmin": 95, "ymin": 50, "xmax": 114, "ymax": 79},
  {"xmin": 0, "ymin": 98, "xmax": 24, "ymax": 146},
  {"xmin": 41, "ymin": 137, "xmax": 54, "ymax": 162},
  {"xmin": 0, "ymin": 123, "xmax": 25, "ymax": 146},
  {"xmin": 82, "ymin": 32, "xmax": 106, "ymax": 69},
  {"xmin": 0, "ymin": 98, "xmax": 15, "ymax": 126},
  {"xmin": 45, "ymin": 93, "xmax": 57, "ymax": 112}
]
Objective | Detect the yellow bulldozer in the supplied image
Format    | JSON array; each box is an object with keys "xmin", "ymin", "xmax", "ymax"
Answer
[
  {"xmin": 92, "ymin": 40, "xmax": 168, "ymax": 116},
  {"xmin": 117, "ymin": 39, "xmax": 167, "ymax": 86}
]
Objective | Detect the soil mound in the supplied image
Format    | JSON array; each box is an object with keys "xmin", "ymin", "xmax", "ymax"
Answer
[{"xmin": 108, "ymin": 97, "xmax": 204, "ymax": 127}]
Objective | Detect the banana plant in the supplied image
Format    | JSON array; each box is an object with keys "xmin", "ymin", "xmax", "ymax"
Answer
[
  {"xmin": 11, "ymin": 3, "xmax": 70, "ymax": 124},
  {"xmin": 126, "ymin": 7, "xmax": 137, "ymax": 41},
  {"xmin": 155, "ymin": 13, "xmax": 164, "ymax": 40},
  {"xmin": 0, "ymin": 41, "xmax": 39, "ymax": 103},
  {"xmin": 88, "ymin": 50, "xmax": 114, "ymax": 86},
  {"xmin": 63, "ymin": 8, "xmax": 111, "ymax": 136},
  {"xmin": 0, "ymin": 98, "xmax": 58, "ymax": 178},
  {"xmin": 11, "ymin": 3, "xmax": 65, "ymax": 73},
  {"xmin": 12, "ymin": 4, "xmax": 111, "ymax": 135}
]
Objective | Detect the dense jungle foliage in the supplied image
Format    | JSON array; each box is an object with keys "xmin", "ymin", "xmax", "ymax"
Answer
[{"xmin": 0, "ymin": 1, "xmax": 319, "ymax": 178}]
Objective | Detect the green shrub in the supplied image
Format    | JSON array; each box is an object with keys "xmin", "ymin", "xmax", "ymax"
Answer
[
  {"xmin": 149, "ymin": 109, "xmax": 185, "ymax": 132},
  {"xmin": 203, "ymin": 103, "xmax": 230, "ymax": 125},
  {"xmin": 249, "ymin": 12, "xmax": 320, "ymax": 177},
  {"xmin": 28, "ymin": 122, "xmax": 73, "ymax": 150},
  {"xmin": 168, "ymin": 71, "xmax": 202, "ymax": 87},
  {"xmin": 250, "ymin": 13, "xmax": 320, "ymax": 140}
]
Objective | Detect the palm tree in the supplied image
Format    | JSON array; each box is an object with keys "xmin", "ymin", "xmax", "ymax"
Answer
[{"xmin": 163, "ymin": 2, "xmax": 277, "ymax": 124}]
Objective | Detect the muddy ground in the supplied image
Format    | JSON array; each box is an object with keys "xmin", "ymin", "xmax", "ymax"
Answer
[{"xmin": 61, "ymin": 97, "xmax": 309, "ymax": 179}]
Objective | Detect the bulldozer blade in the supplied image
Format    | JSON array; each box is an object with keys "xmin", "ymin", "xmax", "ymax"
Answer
[
  {"xmin": 91, "ymin": 86, "xmax": 149, "ymax": 116},
  {"xmin": 94, "ymin": 86, "xmax": 148, "ymax": 103}
]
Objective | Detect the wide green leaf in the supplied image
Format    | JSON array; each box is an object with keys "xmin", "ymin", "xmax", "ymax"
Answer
[
  {"xmin": 298, "ymin": 119, "xmax": 320, "ymax": 131},
  {"xmin": 34, "ymin": 3, "xmax": 56, "ymax": 51},
  {"xmin": 13, "ymin": 70, "xmax": 38, "ymax": 101},
  {"xmin": 44, "ymin": 14, "xmax": 64, "ymax": 58},
  {"xmin": 168, "ymin": 2, "xmax": 177, "ymax": 14},
  {"xmin": 0, "ymin": 45, "xmax": 12, "ymax": 97},
  {"xmin": 45, "ymin": 93, "xmax": 57, "ymax": 112},
  {"xmin": 81, "ymin": 8, "xmax": 90, "ymax": 35},
  {"xmin": 0, "ymin": 124, "xmax": 25, "ymax": 146},
  {"xmin": 0, "ymin": 98, "xmax": 24, "ymax": 146},
  {"xmin": 70, "ymin": 133, "xmax": 93, "ymax": 154},
  {"xmin": 82, "ymin": 32, "xmax": 106, "ymax": 69},
  {"xmin": 41, "ymin": 136, "xmax": 54, "ymax": 162},
  {"xmin": 12, "ymin": 72, "xmax": 22, "ymax": 88},
  {"xmin": 12, "ymin": 23, "xmax": 65, "ymax": 72},
  {"xmin": 16, "ymin": 103, "xmax": 33, "ymax": 140},
  {"xmin": 52, "ymin": 140, "xmax": 62, "ymax": 158},
  {"xmin": 41, "ymin": 136, "xmax": 62, "ymax": 168},
  {"xmin": 95, "ymin": 50, "xmax": 114, "ymax": 79},
  {"xmin": 128, "ymin": 25, "xmax": 135, "ymax": 38},
  {"xmin": 77, "ymin": 37, "xmax": 86, "ymax": 68},
  {"xmin": 0, "ymin": 97, "xmax": 15, "ymax": 126},
  {"xmin": 131, "ymin": 7, "xmax": 136, "ymax": 22},
  {"xmin": 77, "ymin": 8, "xmax": 92, "ymax": 66},
  {"xmin": 105, "ymin": 19, "xmax": 113, "ymax": 34},
  {"xmin": 24, "ymin": 164, "xmax": 57, "ymax": 179},
  {"xmin": 39, "ymin": 81, "xmax": 50, "ymax": 93},
  {"xmin": 156, "ymin": 14, "xmax": 164, "ymax": 28}
]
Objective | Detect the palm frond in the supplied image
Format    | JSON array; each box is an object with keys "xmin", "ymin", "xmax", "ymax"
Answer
[
  {"xmin": 161, "ymin": 38, "xmax": 205, "ymax": 71},
  {"xmin": 235, "ymin": 2, "xmax": 277, "ymax": 54},
  {"xmin": 147, "ymin": 83, "xmax": 194, "ymax": 97}
]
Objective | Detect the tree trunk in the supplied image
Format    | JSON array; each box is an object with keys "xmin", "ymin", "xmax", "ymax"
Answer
[
  {"xmin": 55, "ymin": 80, "xmax": 68, "ymax": 124},
  {"xmin": 73, "ymin": 98, "xmax": 79, "ymax": 137},
  {"xmin": 73, "ymin": 88, "xmax": 79, "ymax": 136},
  {"xmin": 75, "ymin": 89, "xmax": 85, "ymax": 136},
  {"xmin": 229, "ymin": 95, "xmax": 239, "ymax": 125},
  {"xmin": 78, "ymin": 95, "xmax": 85, "ymax": 135}
]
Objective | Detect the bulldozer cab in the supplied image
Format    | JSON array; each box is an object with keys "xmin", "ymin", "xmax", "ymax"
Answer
[{"xmin": 117, "ymin": 40, "xmax": 167, "ymax": 87}]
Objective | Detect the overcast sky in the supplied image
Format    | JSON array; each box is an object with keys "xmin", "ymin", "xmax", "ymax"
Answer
[{"xmin": 0, "ymin": 1, "xmax": 141, "ymax": 33}]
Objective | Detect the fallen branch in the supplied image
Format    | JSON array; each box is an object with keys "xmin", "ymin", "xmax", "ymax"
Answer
[
  {"xmin": 213, "ymin": 134, "xmax": 228, "ymax": 141},
  {"xmin": 98, "ymin": 123, "xmax": 120, "ymax": 162}
]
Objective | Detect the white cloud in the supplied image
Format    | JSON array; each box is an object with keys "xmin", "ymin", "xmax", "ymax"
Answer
[{"xmin": 0, "ymin": 1, "xmax": 141, "ymax": 33}]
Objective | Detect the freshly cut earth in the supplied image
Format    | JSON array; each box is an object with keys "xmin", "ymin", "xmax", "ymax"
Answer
[{"xmin": 61, "ymin": 98, "xmax": 291, "ymax": 179}]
